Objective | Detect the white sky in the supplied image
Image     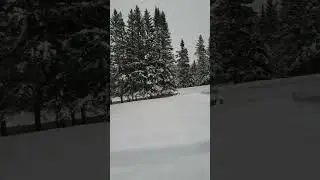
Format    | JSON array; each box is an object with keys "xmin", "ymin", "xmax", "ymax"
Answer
[{"xmin": 111, "ymin": 0, "xmax": 210, "ymax": 63}]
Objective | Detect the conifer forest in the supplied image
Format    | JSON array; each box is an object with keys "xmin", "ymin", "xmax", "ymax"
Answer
[
  {"xmin": 211, "ymin": 0, "xmax": 320, "ymax": 84},
  {"xmin": 0, "ymin": 0, "xmax": 109, "ymax": 135},
  {"xmin": 110, "ymin": 6, "xmax": 210, "ymax": 103}
]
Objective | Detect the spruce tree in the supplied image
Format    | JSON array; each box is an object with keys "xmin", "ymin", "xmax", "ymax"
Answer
[
  {"xmin": 190, "ymin": 60, "xmax": 198, "ymax": 86},
  {"xmin": 124, "ymin": 9, "xmax": 135, "ymax": 100},
  {"xmin": 265, "ymin": 0, "xmax": 279, "ymax": 35},
  {"xmin": 153, "ymin": 8, "xmax": 176, "ymax": 95},
  {"xmin": 143, "ymin": 9, "xmax": 158, "ymax": 97},
  {"xmin": 212, "ymin": 0, "xmax": 271, "ymax": 83},
  {"xmin": 132, "ymin": 6, "xmax": 146, "ymax": 98},
  {"xmin": 195, "ymin": 35, "xmax": 209, "ymax": 85},
  {"xmin": 176, "ymin": 39, "xmax": 192, "ymax": 88},
  {"xmin": 110, "ymin": 9, "xmax": 126, "ymax": 103},
  {"xmin": 206, "ymin": 38, "xmax": 211, "ymax": 85},
  {"xmin": 277, "ymin": 0, "xmax": 319, "ymax": 76},
  {"xmin": 124, "ymin": 7, "xmax": 146, "ymax": 100},
  {"xmin": 259, "ymin": 4, "xmax": 267, "ymax": 36}
]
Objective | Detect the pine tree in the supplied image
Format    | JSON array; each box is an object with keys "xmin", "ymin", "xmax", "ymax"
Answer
[
  {"xmin": 124, "ymin": 7, "xmax": 146, "ymax": 100},
  {"xmin": 190, "ymin": 60, "xmax": 198, "ymax": 86},
  {"xmin": 259, "ymin": 4, "xmax": 267, "ymax": 35},
  {"xmin": 110, "ymin": 9, "xmax": 126, "ymax": 103},
  {"xmin": 61, "ymin": 28, "xmax": 109, "ymax": 124},
  {"xmin": 153, "ymin": 8, "xmax": 176, "ymax": 95},
  {"xmin": 206, "ymin": 38, "xmax": 211, "ymax": 85},
  {"xmin": 134, "ymin": 6, "xmax": 147, "ymax": 98},
  {"xmin": 277, "ymin": 0, "xmax": 320, "ymax": 76},
  {"xmin": 265, "ymin": 0, "xmax": 279, "ymax": 35},
  {"xmin": 195, "ymin": 35, "xmax": 209, "ymax": 85},
  {"xmin": 212, "ymin": 0, "xmax": 271, "ymax": 83},
  {"xmin": 143, "ymin": 9, "xmax": 158, "ymax": 97},
  {"xmin": 0, "ymin": 1, "xmax": 110, "ymax": 131},
  {"xmin": 176, "ymin": 39, "xmax": 192, "ymax": 88}
]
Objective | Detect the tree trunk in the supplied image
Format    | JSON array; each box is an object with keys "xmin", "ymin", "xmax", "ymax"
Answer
[
  {"xmin": 1, "ymin": 120, "xmax": 7, "ymax": 136},
  {"xmin": 34, "ymin": 93, "xmax": 41, "ymax": 131},
  {"xmin": 81, "ymin": 104, "xmax": 87, "ymax": 124},
  {"xmin": 120, "ymin": 95, "xmax": 123, "ymax": 103}
]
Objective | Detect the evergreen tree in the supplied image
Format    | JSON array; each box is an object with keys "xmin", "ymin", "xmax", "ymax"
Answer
[
  {"xmin": 212, "ymin": 0, "xmax": 271, "ymax": 83},
  {"xmin": 153, "ymin": 8, "xmax": 176, "ymax": 95},
  {"xmin": 60, "ymin": 28, "xmax": 109, "ymax": 124},
  {"xmin": 143, "ymin": 9, "xmax": 158, "ymax": 97},
  {"xmin": 190, "ymin": 60, "xmax": 198, "ymax": 86},
  {"xmin": 195, "ymin": 35, "xmax": 209, "ymax": 85},
  {"xmin": 277, "ymin": 0, "xmax": 320, "ymax": 76},
  {"xmin": 124, "ymin": 7, "xmax": 146, "ymax": 100},
  {"xmin": 259, "ymin": 4, "xmax": 267, "ymax": 35},
  {"xmin": 206, "ymin": 38, "xmax": 211, "ymax": 85},
  {"xmin": 0, "ymin": 1, "xmax": 110, "ymax": 132},
  {"xmin": 110, "ymin": 9, "xmax": 126, "ymax": 103},
  {"xmin": 133, "ymin": 6, "xmax": 147, "ymax": 98},
  {"xmin": 176, "ymin": 39, "xmax": 192, "ymax": 88},
  {"xmin": 265, "ymin": 0, "xmax": 279, "ymax": 35}
]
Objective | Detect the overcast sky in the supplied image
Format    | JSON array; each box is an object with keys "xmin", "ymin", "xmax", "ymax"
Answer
[{"xmin": 111, "ymin": 0, "xmax": 210, "ymax": 63}]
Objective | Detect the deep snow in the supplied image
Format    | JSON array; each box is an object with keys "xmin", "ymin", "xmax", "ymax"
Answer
[
  {"xmin": 2, "ymin": 74, "xmax": 320, "ymax": 180},
  {"xmin": 110, "ymin": 85, "xmax": 210, "ymax": 151},
  {"xmin": 0, "ymin": 85, "xmax": 210, "ymax": 180},
  {"xmin": 110, "ymin": 85, "xmax": 210, "ymax": 180},
  {"xmin": 0, "ymin": 123, "xmax": 109, "ymax": 180}
]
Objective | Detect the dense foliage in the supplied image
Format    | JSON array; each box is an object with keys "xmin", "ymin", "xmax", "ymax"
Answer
[
  {"xmin": 0, "ymin": 0, "xmax": 109, "ymax": 133},
  {"xmin": 111, "ymin": 6, "xmax": 210, "ymax": 102},
  {"xmin": 211, "ymin": 0, "xmax": 320, "ymax": 85}
]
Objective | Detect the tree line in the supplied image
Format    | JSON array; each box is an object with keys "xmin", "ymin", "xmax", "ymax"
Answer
[
  {"xmin": 211, "ymin": 0, "xmax": 320, "ymax": 85},
  {"xmin": 0, "ymin": 0, "xmax": 109, "ymax": 135},
  {"xmin": 110, "ymin": 6, "xmax": 210, "ymax": 103}
]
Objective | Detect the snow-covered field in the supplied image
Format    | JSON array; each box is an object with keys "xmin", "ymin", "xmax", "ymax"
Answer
[
  {"xmin": 0, "ymin": 85, "xmax": 210, "ymax": 180},
  {"xmin": 2, "ymin": 74, "xmax": 320, "ymax": 180},
  {"xmin": 0, "ymin": 123, "xmax": 109, "ymax": 180},
  {"xmin": 110, "ymin": 85, "xmax": 210, "ymax": 180}
]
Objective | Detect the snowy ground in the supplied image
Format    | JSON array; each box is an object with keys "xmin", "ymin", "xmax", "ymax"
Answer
[
  {"xmin": 0, "ymin": 85, "xmax": 210, "ymax": 180},
  {"xmin": 110, "ymin": 85, "xmax": 210, "ymax": 180},
  {"xmin": 2, "ymin": 74, "xmax": 320, "ymax": 180},
  {"xmin": 212, "ymin": 74, "xmax": 320, "ymax": 179},
  {"xmin": 0, "ymin": 123, "xmax": 109, "ymax": 180}
]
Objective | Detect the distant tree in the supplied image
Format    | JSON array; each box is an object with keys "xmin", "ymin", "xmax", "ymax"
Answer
[
  {"xmin": 195, "ymin": 35, "xmax": 209, "ymax": 85},
  {"xmin": 176, "ymin": 39, "xmax": 192, "ymax": 88},
  {"xmin": 190, "ymin": 60, "xmax": 198, "ymax": 86}
]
